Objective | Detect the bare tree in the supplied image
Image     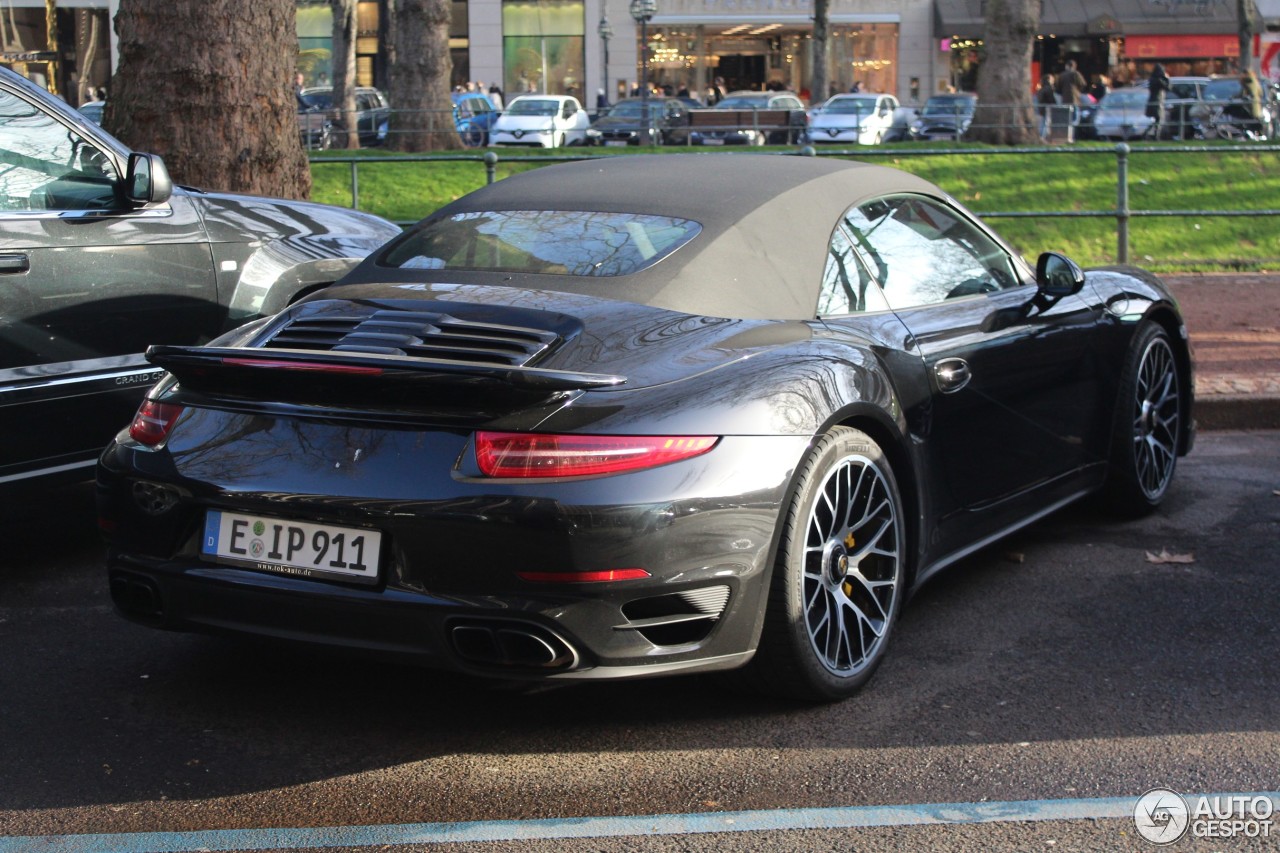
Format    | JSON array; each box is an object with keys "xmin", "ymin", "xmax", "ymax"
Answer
[
  {"xmin": 970, "ymin": 0, "xmax": 1040, "ymax": 145},
  {"xmin": 330, "ymin": 0, "xmax": 360, "ymax": 149},
  {"xmin": 810, "ymin": 0, "xmax": 830, "ymax": 106},
  {"xmin": 107, "ymin": 0, "xmax": 311, "ymax": 199},
  {"xmin": 387, "ymin": 0, "xmax": 462, "ymax": 151},
  {"xmin": 1239, "ymin": 0, "xmax": 1256, "ymax": 73}
]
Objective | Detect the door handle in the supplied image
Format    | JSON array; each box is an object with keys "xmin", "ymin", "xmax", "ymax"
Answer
[
  {"xmin": 0, "ymin": 253, "xmax": 29, "ymax": 274},
  {"xmin": 934, "ymin": 358, "xmax": 972, "ymax": 394}
]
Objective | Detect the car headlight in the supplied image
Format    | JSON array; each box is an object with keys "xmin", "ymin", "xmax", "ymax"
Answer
[{"xmin": 586, "ymin": 128, "xmax": 601, "ymax": 137}]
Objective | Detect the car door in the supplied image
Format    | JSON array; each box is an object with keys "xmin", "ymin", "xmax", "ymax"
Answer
[
  {"xmin": 839, "ymin": 194, "xmax": 1105, "ymax": 554},
  {"xmin": 0, "ymin": 80, "xmax": 217, "ymax": 486}
]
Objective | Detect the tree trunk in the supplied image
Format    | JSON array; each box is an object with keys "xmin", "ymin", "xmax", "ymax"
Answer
[
  {"xmin": 971, "ymin": 0, "xmax": 1040, "ymax": 145},
  {"xmin": 1239, "ymin": 0, "xmax": 1255, "ymax": 73},
  {"xmin": 387, "ymin": 0, "xmax": 462, "ymax": 152},
  {"xmin": 107, "ymin": 0, "xmax": 311, "ymax": 199},
  {"xmin": 331, "ymin": 0, "xmax": 360, "ymax": 149},
  {"xmin": 810, "ymin": 0, "xmax": 830, "ymax": 106}
]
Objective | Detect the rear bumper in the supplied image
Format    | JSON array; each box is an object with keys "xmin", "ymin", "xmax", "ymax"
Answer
[{"xmin": 98, "ymin": 432, "xmax": 806, "ymax": 681}]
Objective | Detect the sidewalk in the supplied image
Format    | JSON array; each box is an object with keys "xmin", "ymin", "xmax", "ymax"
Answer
[{"xmin": 1163, "ymin": 273, "xmax": 1280, "ymax": 430}]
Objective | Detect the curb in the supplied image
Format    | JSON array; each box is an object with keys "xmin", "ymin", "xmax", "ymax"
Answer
[{"xmin": 1195, "ymin": 394, "xmax": 1280, "ymax": 431}]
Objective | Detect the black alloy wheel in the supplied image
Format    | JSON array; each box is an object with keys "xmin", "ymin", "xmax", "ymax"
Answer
[{"xmin": 750, "ymin": 426, "xmax": 905, "ymax": 701}]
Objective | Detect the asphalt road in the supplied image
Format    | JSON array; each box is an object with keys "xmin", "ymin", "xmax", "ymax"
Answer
[{"xmin": 1, "ymin": 431, "xmax": 1277, "ymax": 852}]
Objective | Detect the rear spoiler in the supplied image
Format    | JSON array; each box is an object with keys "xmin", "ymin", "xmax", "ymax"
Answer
[{"xmin": 145, "ymin": 345, "xmax": 626, "ymax": 392}]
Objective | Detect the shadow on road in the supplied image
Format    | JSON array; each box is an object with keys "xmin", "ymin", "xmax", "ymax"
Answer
[{"xmin": 1, "ymin": 434, "xmax": 1276, "ymax": 815}]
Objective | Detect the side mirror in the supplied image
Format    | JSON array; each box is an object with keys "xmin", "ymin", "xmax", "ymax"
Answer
[
  {"xmin": 125, "ymin": 153, "xmax": 172, "ymax": 206},
  {"xmin": 1035, "ymin": 251, "xmax": 1085, "ymax": 298}
]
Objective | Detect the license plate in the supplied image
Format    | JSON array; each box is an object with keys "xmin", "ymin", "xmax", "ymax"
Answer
[
  {"xmin": 702, "ymin": 138, "xmax": 724, "ymax": 145},
  {"xmin": 605, "ymin": 140, "xmax": 628, "ymax": 147},
  {"xmin": 202, "ymin": 510, "xmax": 382, "ymax": 584}
]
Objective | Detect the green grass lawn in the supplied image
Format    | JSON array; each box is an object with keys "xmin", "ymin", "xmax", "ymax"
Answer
[{"xmin": 309, "ymin": 142, "xmax": 1280, "ymax": 272}]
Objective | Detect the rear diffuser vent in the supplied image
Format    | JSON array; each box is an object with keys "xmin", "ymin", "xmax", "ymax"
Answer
[
  {"xmin": 619, "ymin": 585, "xmax": 731, "ymax": 647},
  {"xmin": 264, "ymin": 310, "xmax": 560, "ymax": 367}
]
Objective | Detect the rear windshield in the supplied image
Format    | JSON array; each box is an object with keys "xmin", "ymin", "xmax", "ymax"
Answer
[{"xmin": 379, "ymin": 210, "xmax": 702, "ymax": 277}]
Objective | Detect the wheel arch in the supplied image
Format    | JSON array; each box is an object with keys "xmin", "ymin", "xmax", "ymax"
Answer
[
  {"xmin": 1143, "ymin": 303, "xmax": 1195, "ymax": 456},
  {"xmin": 828, "ymin": 408, "xmax": 923, "ymax": 591}
]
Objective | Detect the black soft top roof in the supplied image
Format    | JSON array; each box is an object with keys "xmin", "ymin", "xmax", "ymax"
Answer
[{"xmin": 391, "ymin": 154, "xmax": 948, "ymax": 320}]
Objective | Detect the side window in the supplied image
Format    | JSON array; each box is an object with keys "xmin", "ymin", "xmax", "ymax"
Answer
[
  {"xmin": 841, "ymin": 195, "xmax": 1020, "ymax": 310},
  {"xmin": 0, "ymin": 89, "xmax": 119, "ymax": 212},
  {"xmin": 818, "ymin": 225, "xmax": 890, "ymax": 316}
]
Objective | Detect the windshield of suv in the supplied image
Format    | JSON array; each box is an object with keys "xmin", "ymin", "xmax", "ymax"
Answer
[
  {"xmin": 1203, "ymin": 79, "xmax": 1243, "ymax": 102},
  {"xmin": 298, "ymin": 92, "xmax": 333, "ymax": 110},
  {"xmin": 823, "ymin": 97, "xmax": 878, "ymax": 115},
  {"xmin": 380, "ymin": 211, "xmax": 702, "ymax": 277},
  {"xmin": 606, "ymin": 101, "xmax": 659, "ymax": 117},
  {"xmin": 507, "ymin": 99, "xmax": 560, "ymax": 116},
  {"xmin": 922, "ymin": 96, "xmax": 975, "ymax": 117},
  {"xmin": 716, "ymin": 96, "xmax": 771, "ymax": 110}
]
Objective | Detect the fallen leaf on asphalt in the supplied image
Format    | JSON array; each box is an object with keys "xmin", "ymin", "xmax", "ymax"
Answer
[
  {"xmin": 1145, "ymin": 550, "xmax": 1195, "ymax": 564},
  {"xmin": 1004, "ymin": 551, "xmax": 1025, "ymax": 564}
]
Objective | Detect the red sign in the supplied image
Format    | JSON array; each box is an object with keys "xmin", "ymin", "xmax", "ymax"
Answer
[{"xmin": 1125, "ymin": 34, "xmax": 1239, "ymax": 59}]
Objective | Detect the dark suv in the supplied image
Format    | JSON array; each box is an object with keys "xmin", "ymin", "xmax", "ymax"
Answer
[
  {"xmin": 297, "ymin": 86, "xmax": 392, "ymax": 149},
  {"xmin": 0, "ymin": 67, "xmax": 401, "ymax": 489}
]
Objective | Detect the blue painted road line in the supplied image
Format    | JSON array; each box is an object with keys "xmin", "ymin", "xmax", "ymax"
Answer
[{"xmin": 3, "ymin": 792, "xmax": 1278, "ymax": 852}]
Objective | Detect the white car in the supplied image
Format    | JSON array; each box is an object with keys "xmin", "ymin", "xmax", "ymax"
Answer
[
  {"xmin": 808, "ymin": 94, "xmax": 900, "ymax": 144},
  {"xmin": 489, "ymin": 95, "xmax": 590, "ymax": 148}
]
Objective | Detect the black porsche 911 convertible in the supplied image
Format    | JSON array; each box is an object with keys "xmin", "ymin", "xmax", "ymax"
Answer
[{"xmin": 98, "ymin": 154, "xmax": 1192, "ymax": 701}]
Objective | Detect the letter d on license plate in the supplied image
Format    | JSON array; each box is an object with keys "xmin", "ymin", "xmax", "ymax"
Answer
[{"xmin": 202, "ymin": 510, "xmax": 382, "ymax": 584}]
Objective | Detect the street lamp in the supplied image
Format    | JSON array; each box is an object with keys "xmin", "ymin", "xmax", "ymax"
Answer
[
  {"xmin": 629, "ymin": 0, "xmax": 657, "ymax": 144},
  {"xmin": 598, "ymin": 14, "xmax": 613, "ymax": 113}
]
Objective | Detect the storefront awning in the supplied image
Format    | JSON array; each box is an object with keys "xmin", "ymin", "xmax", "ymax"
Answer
[
  {"xmin": 936, "ymin": 0, "xmax": 1237, "ymax": 39},
  {"xmin": 1125, "ymin": 33, "xmax": 1239, "ymax": 58}
]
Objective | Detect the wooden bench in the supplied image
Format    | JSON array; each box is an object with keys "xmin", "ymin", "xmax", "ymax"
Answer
[{"xmin": 686, "ymin": 109, "xmax": 806, "ymax": 144}]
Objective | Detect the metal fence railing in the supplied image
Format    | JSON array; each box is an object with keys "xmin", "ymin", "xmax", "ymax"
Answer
[{"xmin": 310, "ymin": 143, "xmax": 1280, "ymax": 266}]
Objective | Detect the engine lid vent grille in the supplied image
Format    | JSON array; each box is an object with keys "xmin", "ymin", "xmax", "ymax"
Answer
[{"xmin": 263, "ymin": 310, "xmax": 561, "ymax": 367}]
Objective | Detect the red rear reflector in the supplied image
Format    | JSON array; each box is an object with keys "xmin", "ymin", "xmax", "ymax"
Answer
[
  {"xmin": 474, "ymin": 432, "xmax": 718, "ymax": 478},
  {"xmin": 128, "ymin": 400, "xmax": 184, "ymax": 447},
  {"xmin": 222, "ymin": 358, "xmax": 383, "ymax": 375},
  {"xmin": 517, "ymin": 568, "xmax": 652, "ymax": 583}
]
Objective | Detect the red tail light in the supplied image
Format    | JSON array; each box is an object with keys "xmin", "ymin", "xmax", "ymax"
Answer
[
  {"xmin": 474, "ymin": 432, "xmax": 718, "ymax": 478},
  {"xmin": 129, "ymin": 400, "xmax": 184, "ymax": 447},
  {"xmin": 517, "ymin": 568, "xmax": 652, "ymax": 583}
]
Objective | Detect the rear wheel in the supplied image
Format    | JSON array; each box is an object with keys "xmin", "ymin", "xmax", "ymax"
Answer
[
  {"xmin": 1103, "ymin": 323, "xmax": 1183, "ymax": 514},
  {"xmin": 750, "ymin": 427, "xmax": 905, "ymax": 701}
]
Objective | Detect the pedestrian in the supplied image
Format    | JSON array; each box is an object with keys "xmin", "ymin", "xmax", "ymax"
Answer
[
  {"xmin": 1090, "ymin": 74, "xmax": 1110, "ymax": 103},
  {"xmin": 1035, "ymin": 73, "xmax": 1057, "ymax": 140},
  {"xmin": 1056, "ymin": 60, "xmax": 1087, "ymax": 141},
  {"xmin": 1145, "ymin": 63, "xmax": 1170, "ymax": 139},
  {"xmin": 488, "ymin": 84, "xmax": 504, "ymax": 110},
  {"xmin": 596, "ymin": 87, "xmax": 608, "ymax": 113}
]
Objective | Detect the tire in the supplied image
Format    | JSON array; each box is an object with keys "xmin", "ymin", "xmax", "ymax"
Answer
[
  {"xmin": 1102, "ymin": 323, "xmax": 1183, "ymax": 515},
  {"xmin": 748, "ymin": 426, "xmax": 905, "ymax": 701}
]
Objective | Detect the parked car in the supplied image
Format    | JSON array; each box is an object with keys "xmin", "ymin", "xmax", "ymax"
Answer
[
  {"xmin": 690, "ymin": 91, "xmax": 807, "ymax": 145},
  {"xmin": 297, "ymin": 86, "xmax": 391, "ymax": 149},
  {"xmin": 77, "ymin": 100, "xmax": 105, "ymax": 125},
  {"xmin": 453, "ymin": 92, "xmax": 500, "ymax": 147},
  {"xmin": 908, "ymin": 93, "xmax": 977, "ymax": 141},
  {"xmin": 807, "ymin": 93, "xmax": 903, "ymax": 144},
  {"xmin": 489, "ymin": 95, "xmax": 590, "ymax": 148},
  {"xmin": 0, "ymin": 66, "xmax": 402, "ymax": 489},
  {"xmin": 100, "ymin": 154, "xmax": 1192, "ymax": 702},
  {"xmin": 585, "ymin": 97, "xmax": 690, "ymax": 146},
  {"xmin": 1092, "ymin": 88, "xmax": 1154, "ymax": 140},
  {"xmin": 1196, "ymin": 76, "xmax": 1273, "ymax": 140}
]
